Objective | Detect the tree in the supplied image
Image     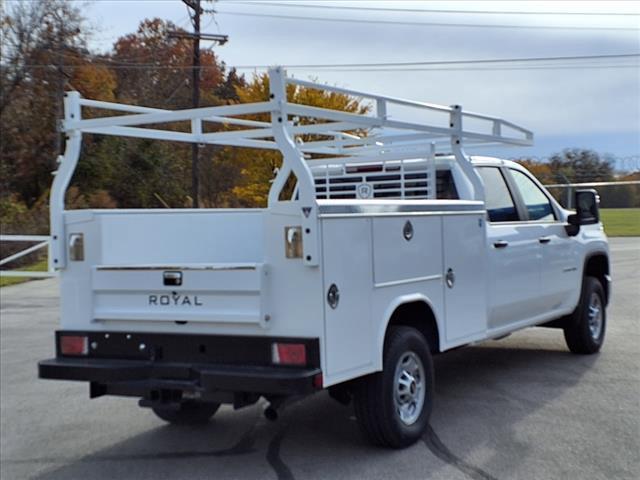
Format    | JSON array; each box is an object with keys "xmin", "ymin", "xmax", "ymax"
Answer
[
  {"xmin": 1, "ymin": 0, "xmax": 85, "ymax": 114},
  {"xmin": 549, "ymin": 148, "xmax": 615, "ymax": 183},
  {"xmin": 79, "ymin": 18, "xmax": 237, "ymax": 208},
  {"xmin": 70, "ymin": 64, "xmax": 117, "ymax": 102},
  {"xmin": 230, "ymin": 74, "xmax": 369, "ymax": 207},
  {"xmin": 1, "ymin": 11, "xmax": 368, "ymax": 213},
  {"xmin": 214, "ymin": 67, "xmax": 246, "ymax": 102},
  {"xmin": 0, "ymin": 0, "xmax": 89, "ymax": 205},
  {"xmin": 515, "ymin": 159, "xmax": 554, "ymax": 184},
  {"xmin": 110, "ymin": 18, "xmax": 224, "ymax": 109}
]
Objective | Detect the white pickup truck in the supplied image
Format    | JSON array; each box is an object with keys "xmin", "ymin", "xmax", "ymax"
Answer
[{"xmin": 39, "ymin": 68, "xmax": 611, "ymax": 448}]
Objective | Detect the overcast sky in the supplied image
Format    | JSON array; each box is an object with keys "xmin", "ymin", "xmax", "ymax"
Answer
[{"xmin": 83, "ymin": 0, "xmax": 640, "ymax": 170}]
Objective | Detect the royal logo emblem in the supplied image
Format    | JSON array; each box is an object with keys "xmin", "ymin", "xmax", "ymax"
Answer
[
  {"xmin": 356, "ymin": 183, "xmax": 373, "ymax": 199},
  {"xmin": 149, "ymin": 294, "xmax": 203, "ymax": 306}
]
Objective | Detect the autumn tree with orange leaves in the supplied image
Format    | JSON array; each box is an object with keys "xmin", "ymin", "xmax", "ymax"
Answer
[{"xmin": 1, "ymin": 3, "xmax": 364, "ymax": 215}]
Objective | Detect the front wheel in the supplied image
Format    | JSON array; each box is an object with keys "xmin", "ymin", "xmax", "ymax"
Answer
[
  {"xmin": 353, "ymin": 326, "xmax": 434, "ymax": 448},
  {"xmin": 152, "ymin": 400, "xmax": 220, "ymax": 425},
  {"xmin": 564, "ymin": 276, "xmax": 606, "ymax": 354}
]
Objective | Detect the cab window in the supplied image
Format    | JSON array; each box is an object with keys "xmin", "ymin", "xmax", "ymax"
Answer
[
  {"xmin": 477, "ymin": 167, "xmax": 519, "ymax": 222},
  {"xmin": 510, "ymin": 169, "xmax": 556, "ymax": 221}
]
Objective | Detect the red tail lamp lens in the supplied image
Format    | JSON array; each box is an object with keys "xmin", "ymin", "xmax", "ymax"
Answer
[
  {"xmin": 60, "ymin": 335, "xmax": 88, "ymax": 356},
  {"xmin": 272, "ymin": 343, "xmax": 307, "ymax": 366}
]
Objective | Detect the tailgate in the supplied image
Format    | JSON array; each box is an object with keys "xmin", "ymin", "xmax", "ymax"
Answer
[{"xmin": 92, "ymin": 263, "xmax": 268, "ymax": 327}]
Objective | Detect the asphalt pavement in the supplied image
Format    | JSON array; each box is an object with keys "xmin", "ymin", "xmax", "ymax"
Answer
[{"xmin": 1, "ymin": 237, "xmax": 639, "ymax": 480}]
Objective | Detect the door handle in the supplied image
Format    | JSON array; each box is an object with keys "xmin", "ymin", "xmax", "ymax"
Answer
[
  {"xmin": 538, "ymin": 236, "xmax": 551, "ymax": 244},
  {"xmin": 493, "ymin": 240, "xmax": 509, "ymax": 249},
  {"xmin": 445, "ymin": 268, "xmax": 455, "ymax": 288}
]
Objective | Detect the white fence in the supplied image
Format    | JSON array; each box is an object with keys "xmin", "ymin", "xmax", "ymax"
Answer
[{"xmin": 0, "ymin": 235, "xmax": 56, "ymax": 278}]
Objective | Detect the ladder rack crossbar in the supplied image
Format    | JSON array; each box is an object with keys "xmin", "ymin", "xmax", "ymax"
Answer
[{"xmin": 63, "ymin": 70, "xmax": 533, "ymax": 155}]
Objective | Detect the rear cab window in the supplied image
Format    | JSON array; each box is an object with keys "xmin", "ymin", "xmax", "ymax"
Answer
[{"xmin": 436, "ymin": 169, "xmax": 459, "ymax": 199}]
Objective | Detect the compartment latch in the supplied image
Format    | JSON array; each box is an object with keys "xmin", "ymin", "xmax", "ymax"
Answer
[{"xmin": 69, "ymin": 233, "xmax": 84, "ymax": 261}]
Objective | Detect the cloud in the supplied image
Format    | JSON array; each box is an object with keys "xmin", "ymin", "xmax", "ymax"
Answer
[{"xmin": 87, "ymin": 1, "xmax": 640, "ymax": 156}]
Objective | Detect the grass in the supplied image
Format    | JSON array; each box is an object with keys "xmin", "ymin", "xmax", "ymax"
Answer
[
  {"xmin": 600, "ymin": 208, "xmax": 640, "ymax": 237},
  {"xmin": 0, "ymin": 259, "xmax": 49, "ymax": 288}
]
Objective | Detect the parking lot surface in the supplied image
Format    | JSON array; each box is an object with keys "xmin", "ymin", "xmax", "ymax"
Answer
[{"xmin": 1, "ymin": 237, "xmax": 639, "ymax": 480}]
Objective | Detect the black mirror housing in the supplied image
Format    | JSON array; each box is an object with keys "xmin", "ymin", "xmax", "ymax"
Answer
[
  {"xmin": 565, "ymin": 189, "xmax": 600, "ymax": 236},
  {"xmin": 565, "ymin": 213, "xmax": 580, "ymax": 236},
  {"xmin": 575, "ymin": 189, "xmax": 600, "ymax": 225}
]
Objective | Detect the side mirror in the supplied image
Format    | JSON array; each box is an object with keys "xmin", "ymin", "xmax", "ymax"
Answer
[
  {"xmin": 565, "ymin": 189, "xmax": 600, "ymax": 236},
  {"xmin": 575, "ymin": 189, "xmax": 600, "ymax": 224}
]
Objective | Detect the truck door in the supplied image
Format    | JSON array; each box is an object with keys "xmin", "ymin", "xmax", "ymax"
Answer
[
  {"xmin": 477, "ymin": 167, "xmax": 544, "ymax": 331},
  {"xmin": 507, "ymin": 168, "xmax": 581, "ymax": 313}
]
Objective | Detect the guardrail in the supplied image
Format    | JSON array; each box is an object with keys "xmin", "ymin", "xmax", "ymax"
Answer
[{"xmin": 0, "ymin": 235, "xmax": 56, "ymax": 278}]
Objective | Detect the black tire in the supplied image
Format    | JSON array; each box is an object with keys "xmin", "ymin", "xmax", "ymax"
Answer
[
  {"xmin": 353, "ymin": 326, "xmax": 434, "ymax": 448},
  {"xmin": 152, "ymin": 400, "xmax": 220, "ymax": 425},
  {"xmin": 564, "ymin": 276, "xmax": 606, "ymax": 354}
]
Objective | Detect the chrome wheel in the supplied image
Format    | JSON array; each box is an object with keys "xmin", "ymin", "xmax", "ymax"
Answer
[
  {"xmin": 393, "ymin": 351, "xmax": 426, "ymax": 426},
  {"xmin": 587, "ymin": 292, "xmax": 603, "ymax": 340}
]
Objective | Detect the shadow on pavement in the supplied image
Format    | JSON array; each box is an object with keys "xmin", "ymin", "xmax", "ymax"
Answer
[{"xmin": 30, "ymin": 341, "xmax": 597, "ymax": 480}]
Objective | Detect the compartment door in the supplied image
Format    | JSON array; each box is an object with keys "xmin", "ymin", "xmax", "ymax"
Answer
[
  {"xmin": 322, "ymin": 218, "xmax": 373, "ymax": 378},
  {"xmin": 91, "ymin": 263, "xmax": 267, "ymax": 326},
  {"xmin": 443, "ymin": 214, "xmax": 487, "ymax": 343}
]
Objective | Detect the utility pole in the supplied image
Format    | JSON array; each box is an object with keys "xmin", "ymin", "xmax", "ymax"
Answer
[
  {"xmin": 190, "ymin": 0, "xmax": 201, "ymax": 208},
  {"xmin": 55, "ymin": 34, "xmax": 64, "ymax": 159},
  {"xmin": 171, "ymin": 0, "xmax": 228, "ymax": 208}
]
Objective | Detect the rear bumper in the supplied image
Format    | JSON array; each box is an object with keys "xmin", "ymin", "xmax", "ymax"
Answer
[
  {"xmin": 38, "ymin": 330, "xmax": 322, "ymax": 398},
  {"xmin": 39, "ymin": 357, "xmax": 321, "ymax": 396}
]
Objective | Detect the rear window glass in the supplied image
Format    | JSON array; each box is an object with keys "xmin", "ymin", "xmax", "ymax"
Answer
[{"xmin": 436, "ymin": 170, "xmax": 459, "ymax": 199}]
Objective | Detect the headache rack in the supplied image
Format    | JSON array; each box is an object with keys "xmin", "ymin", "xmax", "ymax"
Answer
[
  {"xmin": 51, "ymin": 66, "xmax": 533, "ymax": 268},
  {"xmin": 312, "ymin": 157, "xmax": 440, "ymax": 200}
]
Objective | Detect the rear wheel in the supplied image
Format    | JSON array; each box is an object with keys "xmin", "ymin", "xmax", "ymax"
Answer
[
  {"xmin": 564, "ymin": 276, "xmax": 606, "ymax": 354},
  {"xmin": 152, "ymin": 400, "xmax": 220, "ymax": 425},
  {"xmin": 353, "ymin": 326, "xmax": 434, "ymax": 448}
]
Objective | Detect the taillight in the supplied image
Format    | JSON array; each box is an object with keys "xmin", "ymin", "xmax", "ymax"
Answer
[
  {"xmin": 272, "ymin": 342, "xmax": 307, "ymax": 366},
  {"xmin": 60, "ymin": 335, "xmax": 88, "ymax": 356}
]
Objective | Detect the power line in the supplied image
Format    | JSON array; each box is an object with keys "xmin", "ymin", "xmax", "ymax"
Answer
[
  {"xmin": 20, "ymin": 63, "xmax": 638, "ymax": 72},
  {"xmin": 231, "ymin": 53, "xmax": 640, "ymax": 70},
  {"xmin": 216, "ymin": 10, "xmax": 640, "ymax": 31},
  {"xmin": 28, "ymin": 52, "xmax": 639, "ymax": 71},
  {"xmin": 223, "ymin": 1, "xmax": 640, "ymax": 17},
  {"xmin": 21, "ymin": 53, "xmax": 640, "ymax": 71},
  {"xmin": 279, "ymin": 65, "xmax": 639, "ymax": 73}
]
